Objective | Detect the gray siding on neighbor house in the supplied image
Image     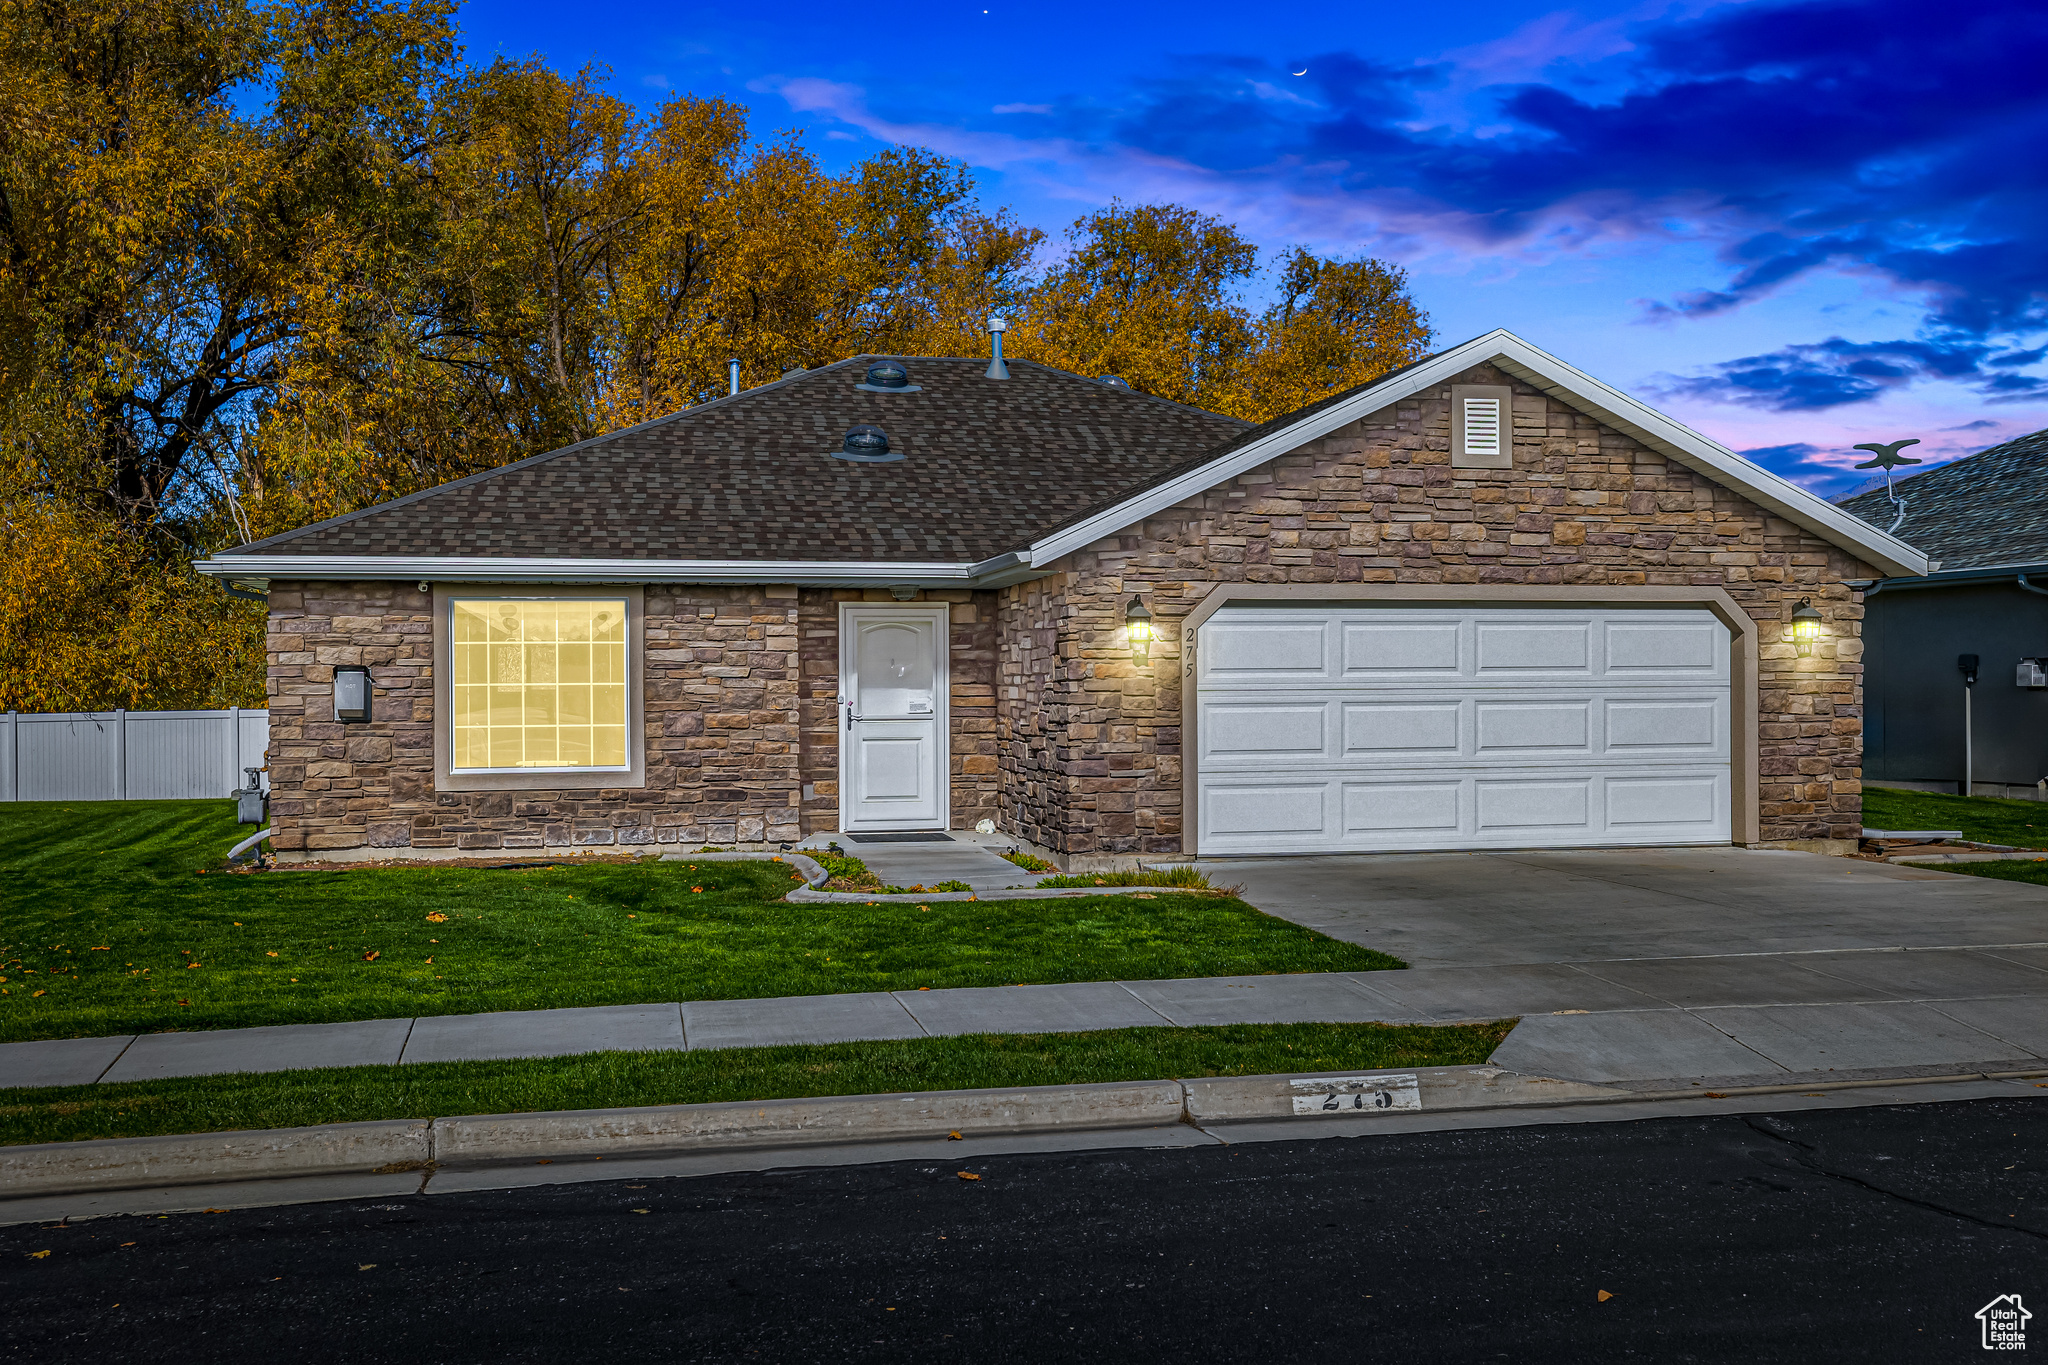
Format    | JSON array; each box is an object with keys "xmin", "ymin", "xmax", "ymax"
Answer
[{"xmin": 1864, "ymin": 578, "xmax": 2048, "ymax": 791}]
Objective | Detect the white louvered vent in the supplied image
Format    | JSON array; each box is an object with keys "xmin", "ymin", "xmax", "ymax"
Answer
[{"xmin": 1462, "ymin": 397, "xmax": 1502, "ymax": 457}]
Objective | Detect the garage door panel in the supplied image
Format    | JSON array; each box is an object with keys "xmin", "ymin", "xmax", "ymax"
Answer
[
  {"xmin": 1476, "ymin": 702, "xmax": 1592, "ymax": 754},
  {"xmin": 1340, "ymin": 620, "xmax": 1462, "ymax": 674},
  {"xmin": 1203, "ymin": 622, "xmax": 1331, "ymax": 680},
  {"xmin": 1607, "ymin": 774, "xmax": 1723, "ymax": 828},
  {"xmin": 1204, "ymin": 702, "xmax": 1330, "ymax": 759},
  {"xmin": 1606, "ymin": 698, "xmax": 1723, "ymax": 754},
  {"xmin": 1605, "ymin": 622, "xmax": 1725, "ymax": 676},
  {"xmin": 1342, "ymin": 702, "xmax": 1463, "ymax": 756},
  {"xmin": 1477, "ymin": 778, "xmax": 1593, "ymax": 832},
  {"xmin": 1476, "ymin": 622, "xmax": 1592, "ymax": 674},
  {"xmin": 1202, "ymin": 784, "xmax": 1331, "ymax": 839},
  {"xmin": 1342, "ymin": 781, "xmax": 1462, "ymax": 833}
]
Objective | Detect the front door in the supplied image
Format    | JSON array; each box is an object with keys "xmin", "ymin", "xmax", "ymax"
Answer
[{"xmin": 840, "ymin": 605, "xmax": 948, "ymax": 830}]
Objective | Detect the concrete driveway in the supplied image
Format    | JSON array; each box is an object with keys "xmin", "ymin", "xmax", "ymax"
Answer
[
  {"xmin": 1205, "ymin": 845, "xmax": 2048, "ymax": 967},
  {"xmin": 1202, "ymin": 846, "xmax": 2048, "ymax": 1087}
]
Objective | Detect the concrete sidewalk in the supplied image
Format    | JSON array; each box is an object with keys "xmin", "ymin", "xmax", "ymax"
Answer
[{"xmin": 6, "ymin": 942, "xmax": 2047, "ymax": 1093}]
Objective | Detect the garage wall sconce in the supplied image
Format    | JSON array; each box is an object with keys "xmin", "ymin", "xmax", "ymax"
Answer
[
  {"xmin": 1125, "ymin": 595, "xmax": 1153, "ymax": 663},
  {"xmin": 1788, "ymin": 598, "xmax": 1823, "ymax": 656}
]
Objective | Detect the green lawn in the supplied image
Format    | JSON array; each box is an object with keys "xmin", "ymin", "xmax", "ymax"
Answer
[
  {"xmin": 1864, "ymin": 786, "xmax": 2048, "ymax": 850},
  {"xmin": 0, "ymin": 802, "xmax": 1400, "ymax": 1044},
  {"xmin": 0, "ymin": 1020, "xmax": 1511, "ymax": 1147}
]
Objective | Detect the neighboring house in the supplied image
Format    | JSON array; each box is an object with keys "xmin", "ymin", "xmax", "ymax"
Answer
[
  {"xmin": 196, "ymin": 328, "xmax": 1928, "ymax": 866},
  {"xmin": 1838, "ymin": 427, "xmax": 2048, "ymax": 798}
]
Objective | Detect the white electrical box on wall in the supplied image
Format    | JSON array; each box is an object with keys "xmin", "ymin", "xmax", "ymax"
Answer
[{"xmin": 2019, "ymin": 659, "xmax": 2046, "ymax": 690}]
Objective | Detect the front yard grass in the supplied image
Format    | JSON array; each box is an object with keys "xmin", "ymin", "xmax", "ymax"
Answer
[
  {"xmin": 1864, "ymin": 785, "xmax": 2048, "ymax": 849},
  {"xmin": 0, "ymin": 802, "xmax": 1401, "ymax": 1045},
  {"xmin": 0, "ymin": 1020, "xmax": 1511, "ymax": 1147}
]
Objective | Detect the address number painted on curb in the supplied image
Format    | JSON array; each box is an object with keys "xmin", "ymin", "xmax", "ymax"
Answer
[{"xmin": 1288, "ymin": 1073, "xmax": 1422, "ymax": 1115}]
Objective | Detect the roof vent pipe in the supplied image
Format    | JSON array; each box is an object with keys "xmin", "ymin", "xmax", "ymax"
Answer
[
  {"xmin": 728, "ymin": 358, "xmax": 740, "ymax": 395},
  {"xmin": 985, "ymin": 315, "xmax": 1010, "ymax": 380}
]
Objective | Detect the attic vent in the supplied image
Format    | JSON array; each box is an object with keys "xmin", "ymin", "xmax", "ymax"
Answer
[
  {"xmin": 1461, "ymin": 398, "xmax": 1501, "ymax": 456},
  {"xmin": 834, "ymin": 424, "xmax": 902, "ymax": 463},
  {"xmin": 1097, "ymin": 375, "xmax": 1131, "ymax": 389},
  {"xmin": 856, "ymin": 360, "xmax": 922, "ymax": 393},
  {"xmin": 1451, "ymin": 384, "xmax": 1513, "ymax": 469}
]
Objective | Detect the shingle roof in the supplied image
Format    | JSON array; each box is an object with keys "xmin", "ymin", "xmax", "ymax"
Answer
[
  {"xmin": 222, "ymin": 357, "xmax": 1249, "ymax": 563},
  {"xmin": 1836, "ymin": 427, "xmax": 2048, "ymax": 570}
]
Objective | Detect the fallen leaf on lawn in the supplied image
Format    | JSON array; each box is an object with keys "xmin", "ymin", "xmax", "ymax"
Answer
[
  {"xmin": 957, "ymin": 1172, "xmax": 981, "ymax": 1181},
  {"xmin": 425, "ymin": 913, "xmax": 448, "ymax": 923},
  {"xmin": 266, "ymin": 951, "xmax": 279, "ymax": 958},
  {"xmin": 918, "ymin": 905, "xmax": 929, "ymax": 911},
  {"xmin": 948, "ymin": 1131, "xmax": 963, "ymax": 1140},
  {"xmin": 691, "ymin": 887, "xmax": 702, "ymax": 893},
  {"xmin": 32, "ymin": 990, "xmax": 45, "ymax": 997},
  {"xmin": 631, "ymin": 1209, "xmax": 649, "ymax": 1214},
  {"xmin": 91, "ymin": 946, "xmax": 109, "ymax": 950},
  {"xmin": 359, "ymin": 1264, "xmax": 376, "ymax": 1271},
  {"xmin": 362, "ymin": 951, "xmax": 380, "ymax": 962},
  {"xmin": 232, "ymin": 923, "xmax": 241, "ymax": 927},
  {"xmin": 28, "ymin": 1250, "xmax": 49, "ymax": 1259},
  {"xmin": 186, "ymin": 962, "xmax": 201, "ymax": 969},
  {"xmin": 424, "ymin": 958, "xmax": 434, "ymax": 964},
  {"xmin": 176, "ymin": 998, "xmax": 189, "ymax": 1005},
  {"xmin": 120, "ymin": 1242, "xmax": 135, "ymax": 1247}
]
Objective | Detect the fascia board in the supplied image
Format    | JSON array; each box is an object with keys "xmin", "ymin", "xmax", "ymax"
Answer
[
  {"xmin": 195, "ymin": 551, "xmax": 1045, "ymax": 590},
  {"xmin": 1026, "ymin": 328, "xmax": 1933, "ymax": 580}
]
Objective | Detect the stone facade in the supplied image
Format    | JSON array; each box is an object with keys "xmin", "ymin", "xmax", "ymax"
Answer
[
  {"xmin": 265, "ymin": 583, "xmax": 996, "ymax": 856},
  {"xmin": 265, "ymin": 361, "xmax": 1875, "ymax": 860},
  {"xmin": 994, "ymin": 362, "xmax": 1876, "ymax": 859}
]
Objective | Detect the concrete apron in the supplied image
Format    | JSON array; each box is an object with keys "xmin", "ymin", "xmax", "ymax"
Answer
[{"xmin": 5, "ymin": 1062, "xmax": 2046, "ymax": 1225}]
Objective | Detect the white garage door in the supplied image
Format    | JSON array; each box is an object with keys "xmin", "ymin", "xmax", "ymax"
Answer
[{"xmin": 1195, "ymin": 605, "xmax": 1731, "ymax": 855}]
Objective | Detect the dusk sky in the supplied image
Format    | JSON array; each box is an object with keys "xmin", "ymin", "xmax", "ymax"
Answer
[{"xmin": 458, "ymin": 0, "xmax": 2047, "ymax": 497}]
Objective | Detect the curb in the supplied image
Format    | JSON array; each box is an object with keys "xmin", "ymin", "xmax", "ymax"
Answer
[
  {"xmin": 11, "ymin": 1064, "xmax": 2039, "ymax": 1203},
  {"xmin": 1888, "ymin": 850, "xmax": 2048, "ymax": 865},
  {"xmin": 0, "ymin": 1065, "xmax": 1709, "ymax": 1201}
]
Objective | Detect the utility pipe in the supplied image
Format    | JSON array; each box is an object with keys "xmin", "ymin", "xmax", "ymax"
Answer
[{"xmin": 228, "ymin": 827, "xmax": 272, "ymax": 863}]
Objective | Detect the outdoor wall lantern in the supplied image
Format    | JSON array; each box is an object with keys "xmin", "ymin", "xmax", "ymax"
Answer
[
  {"xmin": 1789, "ymin": 598, "xmax": 1823, "ymax": 657},
  {"xmin": 1125, "ymin": 595, "xmax": 1154, "ymax": 663}
]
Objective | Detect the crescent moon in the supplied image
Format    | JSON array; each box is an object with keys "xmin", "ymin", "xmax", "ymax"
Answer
[{"xmin": 1292, "ymin": 68, "xmax": 1307, "ymax": 76}]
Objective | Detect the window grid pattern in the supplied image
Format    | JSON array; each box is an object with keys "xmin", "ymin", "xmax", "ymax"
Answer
[{"xmin": 451, "ymin": 599, "xmax": 628, "ymax": 771}]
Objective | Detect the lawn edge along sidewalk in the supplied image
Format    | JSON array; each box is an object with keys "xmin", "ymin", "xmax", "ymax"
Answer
[
  {"xmin": 676, "ymin": 851, "xmax": 1198, "ymax": 902},
  {"xmin": 0, "ymin": 1066, "xmax": 1622, "ymax": 1200}
]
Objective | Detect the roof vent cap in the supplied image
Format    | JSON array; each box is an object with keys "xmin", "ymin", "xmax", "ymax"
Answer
[
  {"xmin": 835, "ymin": 424, "xmax": 902, "ymax": 463},
  {"xmin": 856, "ymin": 360, "xmax": 922, "ymax": 393},
  {"xmin": 1097, "ymin": 374, "xmax": 1131, "ymax": 389}
]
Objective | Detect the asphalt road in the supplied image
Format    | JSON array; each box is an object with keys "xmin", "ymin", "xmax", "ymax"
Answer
[{"xmin": 2, "ymin": 1098, "xmax": 2043, "ymax": 1363}]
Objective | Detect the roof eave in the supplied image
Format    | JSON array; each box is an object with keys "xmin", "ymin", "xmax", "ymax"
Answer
[{"xmin": 192, "ymin": 552, "xmax": 1044, "ymax": 591}]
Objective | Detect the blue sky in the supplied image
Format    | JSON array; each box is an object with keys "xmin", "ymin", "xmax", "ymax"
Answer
[{"xmin": 457, "ymin": 0, "xmax": 2048, "ymax": 496}]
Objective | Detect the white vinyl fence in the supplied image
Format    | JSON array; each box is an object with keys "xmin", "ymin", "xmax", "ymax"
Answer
[{"xmin": 0, "ymin": 709, "xmax": 269, "ymax": 802}]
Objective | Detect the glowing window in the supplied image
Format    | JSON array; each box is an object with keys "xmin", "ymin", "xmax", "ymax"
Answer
[{"xmin": 449, "ymin": 598, "xmax": 628, "ymax": 771}]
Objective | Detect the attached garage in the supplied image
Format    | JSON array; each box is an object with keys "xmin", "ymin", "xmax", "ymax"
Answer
[{"xmin": 1193, "ymin": 602, "xmax": 1733, "ymax": 855}]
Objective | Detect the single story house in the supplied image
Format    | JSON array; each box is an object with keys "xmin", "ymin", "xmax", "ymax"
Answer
[
  {"xmin": 196, "ymin": 328, "xmax": 1930, "ymax": 866},
  {"xmin": 1838, "ymin": 426, "xmax": 2048, "ymax": 799}
]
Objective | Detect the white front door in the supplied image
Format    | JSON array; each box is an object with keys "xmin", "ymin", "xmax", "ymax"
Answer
[{"xmin": 840, "ymin": 605, "xmax": 949, "ymax": 830}]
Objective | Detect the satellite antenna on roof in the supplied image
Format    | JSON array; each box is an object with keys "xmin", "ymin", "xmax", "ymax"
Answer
[{"xmin": 1852, "ymin": 438, "xmax": 1922, "ymax": 535}]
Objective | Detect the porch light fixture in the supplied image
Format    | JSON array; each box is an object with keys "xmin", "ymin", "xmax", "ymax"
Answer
[
  {"xmin": 1125, "ymin": 595, "xmax": 1154, "ymax": 662},
  {"xmin": 1789, "ymin": 598, "xmax": 1823, "ymax": 656}
]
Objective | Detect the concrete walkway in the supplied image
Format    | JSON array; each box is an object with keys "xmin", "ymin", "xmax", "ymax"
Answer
[{"xmin": 6, "ymin": 942, "xmax": 2047, "ymax": 1093}]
